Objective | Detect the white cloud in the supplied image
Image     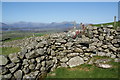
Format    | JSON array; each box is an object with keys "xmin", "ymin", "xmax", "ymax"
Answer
[{"xmin": 1, "ymin": 0, "xmax": 120, "ymax": 2}]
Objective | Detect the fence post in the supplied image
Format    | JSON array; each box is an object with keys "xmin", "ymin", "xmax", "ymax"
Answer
[{"xmin": 114, "ymin": 16, "xmax": 116, "ymax": 29}]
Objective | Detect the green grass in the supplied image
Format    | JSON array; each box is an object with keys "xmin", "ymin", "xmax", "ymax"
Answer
[
  {"xmin": 0, "ymin": 47, "xmax": 21, "ymax": 55},
  {"xmin": 46, "ymin": 57, "xmax": 119, "ymax": 78},
  {"xmin": 93, "ymin": 22, "xmax": 119, "ymax": 28},
  {"xmin": 4, "ymin": 37, "xmax": 26, "ymax": 42},
  {"xmin": 2, "ymin": 32, "xmax": 45, "ymax": 42}
]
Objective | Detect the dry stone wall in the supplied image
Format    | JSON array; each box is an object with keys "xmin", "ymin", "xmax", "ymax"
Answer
[{"xmin": 0, "ymin": 26, "xmax": 120, "ymax": 79}]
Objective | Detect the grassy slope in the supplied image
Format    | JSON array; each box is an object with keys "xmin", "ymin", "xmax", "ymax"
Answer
[
  {"xmin": 93, "ymin": 22, "xmax": 119, "ymax": 27},
  {"xmin": 46, "ymin": 56, "xmax": 119, "ymax": 78},
  {"xmin": 2, "ymin": 32, "xmax": 45, "ymax": 42},
  {"xmin": 0, "ymin": 47, "xmax": 21, "ymax": 55}
]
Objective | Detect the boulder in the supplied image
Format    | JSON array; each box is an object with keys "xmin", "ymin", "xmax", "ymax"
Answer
[
  {"xmin": 14, "ymin": 70, "xmax": 23, "ymax": 79},
  {"xmin": 8, "ymin": 53, "xmax": 20, "ymax": 63},
  {"xmin": 0, "ymin": 55, "xmax": 9, "ymax": 66},
  {"xmin": 68, "ymin": 56, "xmax": 84, "ymax": 67}
]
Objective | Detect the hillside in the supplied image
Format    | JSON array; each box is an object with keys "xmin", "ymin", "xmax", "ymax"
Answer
[{"xmin": 93, "ymin": 22, "xmax": 119, "ymax": 27}]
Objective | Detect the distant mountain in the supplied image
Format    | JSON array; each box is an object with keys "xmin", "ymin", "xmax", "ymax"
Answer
[
  {"xmin": 0, "ymin": 22, "xmax": 12, "ymax": 31},
  {"xmin": 1, "ymin": 21, "xmax": 80, "ymax": 31}
]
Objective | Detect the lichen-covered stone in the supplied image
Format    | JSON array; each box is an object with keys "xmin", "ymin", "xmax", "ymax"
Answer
[
  {"xmin": 68, "ymin": 56, "xmax": 84, "ymax": 67},
  {"xmin": 0, "ymin": 55, "xmax": 9, "ymax": 66}
]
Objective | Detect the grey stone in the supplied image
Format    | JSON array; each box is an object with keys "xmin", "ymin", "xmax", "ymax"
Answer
[
  {"xmin": 36, "ymin": 49, "xmax": 44, "ymax": 55},
  {"xmin": 29, "ymin": 64, "xmax": 35, "ymax": 70},
  {"xmin": 23, "ymin": 74, "xmax": 30, "ymax": 79},
  {"xmin": 107, "ymin": 25, "xmax": 113, "ymax": 28},
  {"xmin": 59, "ymin": 39, "xmax": 67, "ymax": 44},
  {"xmin": 94, "ymin": 59, "xmax": 112, "ymax": 64},
  {"xmin": 99, "ymin": 36, "xmax": 104, "ymax": 40},
  {"xmin": 40, "ymin": 67, "xmax": 46, "ymax": 72},
  {"xmin": 93, "ymin": 30, "xmax": 98, "ymax": 34},
  {"xmin": 6, "ymin": 63, "xmax": 16, "ymax": 68},
  {"xmin": 55, "ymin": 42, "xmax": 61, "ymax": 46},
  {"xmin": 60, "ymin": 57, "xmax": 68, "ymax": 63},
  {"xmin": 35, "ymin": 63, "xmax": 41, "ymax": 70},
  {"xmin": 41, "ymin": 61, "xmax": 46, "ymax": 67},
  {"xmin": 2, "ymin": 73, "xmax": 12, "ymax": 79},
  {"xmin": 47, "ymin": 48, "xmax": 51, "ymax": 54},
  {"xmin": 96, "ymin": 41, "xmax": 103, "ymax": 47},
  {"xmin": 9, "ymin": 63, "xmax": 20, "ymax": 73},
  {"xmin": 14, "ymin": 70, "xmax": 23, "ymax": 79},
  {"xmin": 23, "ymin": 67, "xmax": 30, "ymax": 74},
  {"xmin": 111, "ymin": 54, "xmax": 116, "ymax": 59},
  {"xmin": 68, "ymin": 56, "xmax": 84, "ymax": 67},
  {"xmin": 0, "ymin": 66, "xmax": 9, "ymax": 75},
  {"xmin": 108, "ymin": 45, "xmax": 117, "ymax": 52},
  {"xmin": 96, "ymin": 63, "xmax": 112, "ymax": 69},
  {"xmin": 36, "ymin": 43, "xmax": 44, "ymax": 48},
  {"xmin": 27, "ymin": 71, "xmax": 39, "ymax": 78},
  {"xmin": 88, "ymin": 59, "xmax": 94, "ymax": 64},
  {"xmin": 97, "ymin": 52, "xmax": 106, "ymax": 56},
  {"xmin": 22, "ymin": 59, "xmax": 29, "ymax": 65},
  {"xmin": 89, "ymin": 46, "xmax": 96, "ymax": 51},
  {"xmin": 36, "ymin": 57, "xmax": 42, "ymax": 63},
  {"xmin": 0, "ymin": 55, "xmax": 9, "ymax": 66},
  {"xmin": 80, "ymin": 37, "xmax": 91, "ymax": 43},
  {"xmin": 46, "ymin": 60, "xmax": 54, "ymax": 68},
  {"xmin": 65, "ymin": 42, "xmax": 73, "ymax": 47},
  {"xmin": 30, "ymin": 59, "xmax": 36, "ymax": 64},
  {"xmin": 83, "ymin": 57, "xmax": 89, "ymax": 61},
  {"xmin": 8, "ymin": 53, "xmax": 20, "ymax": 63},
  {"xmin": 25, "ymin": 50, "xmax": 39, "ymax": 59},
  {"xmin": 18, "ymin": 52, "xmax": 25, "ymax": 59},
  {"xmin": 114, "ymin": 58, "xmax": 120, "ymax": 62},
  {"xmin": 74, "ymin": 48, "xmax": 83, "ymax": 53},
  {"xmin": 60, "ymin": 63, "xmax": 68, "ymax": 67},
  {"xmin": 105, "ymin": 53, "xmax": 111, "ymax": 57},
  {"xmin": 102, "ymin": 45, "xmax": 108, "ymax": 49},
  {"xmin": 63, "ymin": 50, "xmax": 73, "ymax": 53},
  {"xmin": 67, "ymin": 53, "xmax": 79, "ymax": 57},
  {"xmin": 112, "ymin": 39, "xmax": 118, "ymax": 44}
]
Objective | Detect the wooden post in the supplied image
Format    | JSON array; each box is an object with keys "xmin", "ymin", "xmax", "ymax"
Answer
[
  {"xmin": 73, "ymin": 21, "xmax": 76, "ymax": 30},
  {"xmin": 114, "ymin": 16, "xmax": 116, "ymax": 27}
]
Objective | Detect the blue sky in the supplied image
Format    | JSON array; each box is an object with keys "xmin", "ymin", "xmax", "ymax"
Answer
[{"xmin": 2, "ymin": 2, "xmax": 118, "ymax": 24}]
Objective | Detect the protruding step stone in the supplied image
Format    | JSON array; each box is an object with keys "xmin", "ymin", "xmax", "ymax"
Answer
[{"xmin": 68, "ymin": 56, "xmax": 84, "ymax": 67}]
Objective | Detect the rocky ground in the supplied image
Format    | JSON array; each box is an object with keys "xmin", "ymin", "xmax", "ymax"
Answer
[{"xmin": 0, "ymin": 26, "xmax": 120, "ymax": 79}]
